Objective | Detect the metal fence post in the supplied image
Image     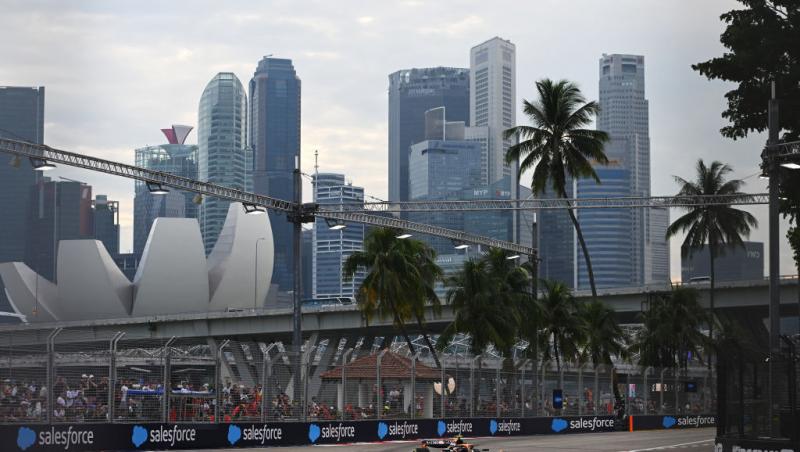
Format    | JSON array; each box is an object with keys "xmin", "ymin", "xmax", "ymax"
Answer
[
  {"xmin": 659, "ymin": 368, "xmax": 667, "ymax": 414},
  {"xmin": 213, "ymin": 339, "xmax": 228, "ymax": 423},
  {"xmin": 441, "ymin": 356, "xmax": 446, "ymax": 418},
  {"xmin": 495, "ymin": 365, "xmax": 501, "ymax": 418},
  {"xmin": 108, "ymin": 332, "xmax": 124, "ymax": 423},
  {"xmin": 674, "ymin": 368, "xmax": 680, "ymax": 413},
  {"xmin": 593, "ymin": 364, "xmax": 601, "ymax": 414},
  {"xmin": 303, "ymin": 345, "xmax": 316, "ymax": 422},
  {"xmin": 410, "ymin": 351, "xmax": 420, "ymax": 420},
  {"xmin": 341, "ymin": 348, "xmax": 353, "ymax": 421},
  {"xmin": 470, "ymin": 355, "xmax": 479, "ymax": 417},
  {"xmin": 376, "ymin": 348, "xmax": 388, "ymax": 420},
  {"xmin": 520, "ymin": 359, "xmax": 529, "ymax": 417},
  {"xmin": 46, "ymin": 328, "xmax": 62, "ymax": 424},
  {"xmin": 261, "ymin": 343, "xmax": 276, "ymax": 422},
  {"xmin": 541, "ymin": 363, "xmax": 547, "ymax": 415},
  {"xmin": 578, "ymin": 363, "xmax": 585, "ymax": 416},
  {"xmin": 643, "ymin": 366, "xmax": 653, "ymax": 415}
]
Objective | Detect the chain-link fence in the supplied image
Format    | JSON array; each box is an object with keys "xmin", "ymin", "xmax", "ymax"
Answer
[{"xmin": 0, "ymin": 328, "xmax": 716, "ymax": 425}]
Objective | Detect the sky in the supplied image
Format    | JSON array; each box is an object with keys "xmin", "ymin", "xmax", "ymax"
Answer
[{"xmin": 0, "ymin": 0, "xmax": 792, "ymax": 280}]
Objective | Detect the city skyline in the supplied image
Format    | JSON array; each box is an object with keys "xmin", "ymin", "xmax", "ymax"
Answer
[{"xmin": 0, "ymin": 0, "xmax": 790, "ymax": 280}]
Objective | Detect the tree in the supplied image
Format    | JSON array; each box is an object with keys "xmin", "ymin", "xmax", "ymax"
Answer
[
  {"xmin": 666, "ymin": 160, "xmax": 758, "ymax": 343},
  {"xmin": 692, "ymin": 0, "xmax": 799, "ymax": 141},
  {"xmin": 437, "ymin": 259, "xmax": 520, "ymax": 356},
  {"xmin": 537, "ymin": 279, "xmax": 586, "ymax": 374},
  {"xmin": 343, "ymin": 227, "xmax": 443, "ymax": 365},
  {"xmin": 779, "ymin": 168, "xmax": 800, "ymax": 329},
  {"xmin": 505, "ymin": 79, "xmax": 610, "ymax": 300},
  {"xmin": 632, "ymin": 287, "xmax": 710, "ymax": 370},
  {"xmin": 579, "ymin": 300, "xmax": 627, "ymax": 369}
]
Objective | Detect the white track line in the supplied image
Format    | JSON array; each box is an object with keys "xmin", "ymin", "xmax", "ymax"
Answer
[{"xmin": 621, "ymin": 438, "xmax": 714, "ymax": 452}]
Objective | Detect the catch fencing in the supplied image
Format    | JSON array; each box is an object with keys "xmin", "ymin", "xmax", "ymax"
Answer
[{"xmin": 0, "ymin": 328, "xmax": 715, "ymax": 425}]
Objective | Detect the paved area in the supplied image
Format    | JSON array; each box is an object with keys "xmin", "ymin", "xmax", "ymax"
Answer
[{"xmin": 194, "ymin": 428, "xmax": 715, "ymax": 451}]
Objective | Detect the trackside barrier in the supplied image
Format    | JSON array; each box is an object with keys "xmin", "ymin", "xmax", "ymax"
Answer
[
  {"xmin": 3, "ymin": 415, "xmax": 618, "ymax": 451},
  {"xmin": 629, "ymin": 414, "xmax": 716, "ymax": 431}
]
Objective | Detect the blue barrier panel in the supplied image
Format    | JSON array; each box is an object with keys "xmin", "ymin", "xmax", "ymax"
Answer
[
  {"xmin": 631, "ymin": 414, "xmax": 716, "ymax": 431},
  {"xmin": 0, "ymin": 415, "xmax": 619, "ymax": 451}
]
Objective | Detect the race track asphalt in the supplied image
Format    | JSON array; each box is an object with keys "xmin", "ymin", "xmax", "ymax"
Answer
[{"xmin": 194, "ymin": 427, "xmax": 715, "ymax": 452}]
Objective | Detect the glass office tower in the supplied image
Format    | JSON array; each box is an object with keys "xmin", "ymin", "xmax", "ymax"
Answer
[
  {"xmin": 198, "ymin": 73, "xmax": 248, "ymax": 254},
  {"xmin": 312, "ymin": 173, "xmax": 365, "ymax": 299},
  {"xmin": 249, "ymin": 57, "xmax": 301, "ymax": 293},
  {"xmin": 388, "ymin": 67, "xmax": 469, "ymax": 203},
  {"xmin": 0, "ymin": 86, "xmax": 45, "ymax": 314}
]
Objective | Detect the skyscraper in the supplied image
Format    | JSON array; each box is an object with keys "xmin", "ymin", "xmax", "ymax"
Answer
[
  {"xmin": 0, "ymin": 86, "xmax": 44, "ymax": 313},
  {"xmin": 93, "ymin": 195, "xmax": 120, "ymax": 256},
  {"xmin": 469, "ymin": 37, "xmax": 516, "ymax": 186},
  {"xmin": 575, "ymin": 54, "xmax": 669, "ymax": 289},
  {"xmin": 249, "ymin": 57, "xmax": 301, "ymax": 293},
  {"xmin": 134, "ymin": 126, "xmax": 198, "ymax": 256},
  {"xmin": 26, "ymin": 179, "xmax": 94, "ymax": 282},
  {"xmin": 198, "ymin": 73, "xmax": 248, "ymax": 254},
  {"xmin": 312, "ymin": 173, "xmax": 366, "ymax": 299},
  {"xmin": 388, "ymin": 67, "xmax": 470, "ymax": 203}
]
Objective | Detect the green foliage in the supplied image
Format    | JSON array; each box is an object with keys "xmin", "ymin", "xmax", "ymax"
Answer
[
  {"xmin": 631, "ymin": 287, "xmax": 711, "ymax": 369},
  {"xmin": 667, "ymin": 159, "xmax": 758, "ymax": 259},
  {"xmin": 437, "ymin": 258, "xmax": 522, "ymax": 356},
  {"xmin": 504, "ymin": 79, "xmax": 610, "ymax": 300},
  {"xmin": 535, "ymin": 279, "xmax": 585, "ymax": 373},
  {"xmin": 692, "ymin": 0, "xmax": 799, "ymax": 141},
  {"xmin": 578, "ymin": 299, "xmax": 628, "ymax": 368},
  {"xmin": 343, "ymin": 227, "xmax": 443, "ymax": 363}
]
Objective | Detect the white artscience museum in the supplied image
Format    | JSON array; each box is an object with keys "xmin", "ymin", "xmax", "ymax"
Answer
[{"xmin": 0, "ymin": 203, "xmax": 274, "ymax": 323}]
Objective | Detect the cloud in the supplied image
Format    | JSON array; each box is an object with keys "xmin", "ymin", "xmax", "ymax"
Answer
[
  {"xmin": 357, "ymin": 16, "xmax": 374, "ymax": 25},
  {"xmin": 417, "ymin": 15, "xmax": 485, "ymax": 37}
]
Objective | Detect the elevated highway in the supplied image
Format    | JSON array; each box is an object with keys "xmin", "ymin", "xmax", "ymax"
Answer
[{"xmin": 1, "ymin": 277, "xmax": 796, "ymax": 345}]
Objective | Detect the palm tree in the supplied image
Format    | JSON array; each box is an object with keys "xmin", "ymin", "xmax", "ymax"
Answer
[
  {"xmin": 505, "ymin": 79, "xmax": 610, "ymax": 300},
  {"xmin": 343, "ymin": 227, "xmax": 443, "ymax": 365},
  {"xmin": 437, "ymin": 259, "xmax": 520, "ymax": 356},
  {"xmin": 631, "ymin": 286, "xmax": 710, "ymax": 370},
  {"xmin": 578, "ymin": 300, "xmax": 627, "ymax": 369},
  {"xmin": 537, "ymin": 279, "xmax": 586, "ymax": 374},
  {"xmin": 666, "ymin": 159, "xmax": 758, "ymax": 342},
  {"xmin": 399, "ymin": 237, "xmax": 443, "ymax": 368}
]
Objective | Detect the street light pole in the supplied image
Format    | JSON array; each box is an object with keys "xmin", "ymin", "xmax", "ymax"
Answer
[
  {"xmin": 292, "ymin": 154, "xmax": 303, "ymax": 410},
  {"xmin": 766, "ymin": 80, "xmax": 780, "ymax": 436}
]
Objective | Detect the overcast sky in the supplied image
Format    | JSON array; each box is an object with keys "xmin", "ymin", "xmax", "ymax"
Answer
[{"xmin": 1, "ymin": 0, "xmax": 792, "ymax": 279}]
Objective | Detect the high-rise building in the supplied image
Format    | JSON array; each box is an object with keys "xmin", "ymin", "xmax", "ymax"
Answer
[
  {"xmin": 681, "ymin": 242, "xmax": 763, "ymax": 283},
  {"xmin": 26, "ymin": 179, "xmax": 94, "ymax": 282},
  {"xmin": 312, "ymin": 173, "xmax": 366, "ymax": 299},
  {"xmin": 93, "ymin": 195, "xmax": 120, "ymax": 256},
  {"xmin": 198, "ymin": 73, "xmax": 248, "ymax": 254},
  {"xmin": 536, "ymin": 184, "xmax": 576, "ymax": 288},
  {"xmin": 301, "ymin": 228, "xmax": 313, "ymax": 300},
  {"xmin": 409, "ymin": 138, "xmax": 482, "ymax": 254},
  {"xmin": 575, "ymin": 54, "xmax": 669, "ymax": 290},
  {"xmin": 469, "ymin": 37, "xmax": 516, "ymax": 186},
  {"xmin": 133, "ymin": 126, "xmax": 199, "ymax": 256},
  {"xmin": 249, "ymin": 57, "xmax": 301, "ymax": 293},
  {"xmin": 388, "ymin": 67, "xmax": 470, "ymax": 203},
  {"xmin": 0, "ymin": 86, "xmax": 44, "ymax": 313}
]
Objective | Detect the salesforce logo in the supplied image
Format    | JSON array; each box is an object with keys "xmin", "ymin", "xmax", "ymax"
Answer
[
  {"xmin": 132, "ymin": 425, "xmax": 196, "ymax": 448},
  {"xmin": 16, "ymin": 427, "xmax": 36, "ymax": 451},
  {"xmin": 17, "ymin": 426, "xmax": 96, "ymax": 451},
  {"xmin": 662, "ymin": 416, "xmax": 677, "ymax": 429},
  {"xmin": 551, "ymin": 418, "xmax": 568, "ymax": 433},
  {"xmin": 227, "ymin": 425, "xmax": 242, "ymax": 445},
  {"xmin": 377, "ymin": 421, "xmax": 419, "ymax": 440},
  {"xmin": 131, "ymin": 426, "xmax": 148, "ymax": 448},
  {"xmin": 489, "ymin": 419, "xmax": 520, "ymax": 436},
  {"xmin": 309, "ymin": 423, "xmax": 355, "ymax": 443}
]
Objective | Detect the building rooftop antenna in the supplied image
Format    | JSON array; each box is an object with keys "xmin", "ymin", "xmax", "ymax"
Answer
[{"xmin": 314, "ymin": 149, "xmax": 319, "ymax": 179}]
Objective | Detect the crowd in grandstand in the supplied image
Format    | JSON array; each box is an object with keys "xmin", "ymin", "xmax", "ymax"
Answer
[{"xmin": 0, "ymin": 374, "xmax": 708, "ymax": 423}]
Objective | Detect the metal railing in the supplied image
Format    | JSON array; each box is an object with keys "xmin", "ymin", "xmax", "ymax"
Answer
[{"xmin": 0, "ymin": 329, "xmax": 715, "ymax": 425}]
